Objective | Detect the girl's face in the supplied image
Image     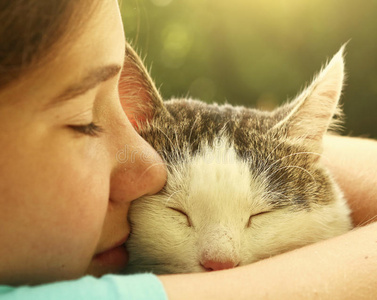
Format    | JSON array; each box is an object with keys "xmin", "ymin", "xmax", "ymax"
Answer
[{"xmin": 0, "ymin": 0, "xmax": 166, "ymax": 285}]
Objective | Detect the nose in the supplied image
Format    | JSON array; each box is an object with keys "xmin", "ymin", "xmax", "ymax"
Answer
[
  {"xmin": 110, "ymin": 120, "xmax": 167, "ymax": 203},
  {"xmin": 201, "ymin": 259, "xmax": 239, "ymax": 271}
]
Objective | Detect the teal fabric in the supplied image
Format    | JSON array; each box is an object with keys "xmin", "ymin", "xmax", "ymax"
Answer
[{"xmin": 0, "ymin": 274, "xmax": 167, "ymax": 300}]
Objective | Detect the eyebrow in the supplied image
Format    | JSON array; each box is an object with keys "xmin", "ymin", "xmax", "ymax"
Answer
[{"xmin": 47, "ymin": 64, "xmax": 122, "ymax": 107}]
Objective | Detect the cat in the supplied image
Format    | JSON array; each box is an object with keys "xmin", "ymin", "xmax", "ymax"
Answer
[{"xmin": 120, "ymin": 43, "xmax": 352, "ymax": 274}]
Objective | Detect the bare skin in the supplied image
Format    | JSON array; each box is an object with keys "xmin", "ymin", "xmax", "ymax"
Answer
[{"xmin": 322, "ymin": 135, "xmax": 377, "ymax": 226}]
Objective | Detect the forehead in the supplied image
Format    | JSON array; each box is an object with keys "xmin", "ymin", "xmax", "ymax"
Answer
[
  {"xmin": 147, "ymin": 99, "xmax": 274, "ymax": 158},
  {"xmin": 160, "ymin": 135, "xmax": 270, "ymax": 223},
  {"xmin": 42, "ymin": 0, "xmax": 125, "ymax": 90},
  {"xmin": 0, "ymin": 0, "xmax": 125, "ymax": 105}
]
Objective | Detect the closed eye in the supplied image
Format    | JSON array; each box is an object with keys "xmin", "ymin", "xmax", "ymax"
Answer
[
  {"xmin": 69, "ymin": 122, "xmax": 103, "ymax": 137},
  {"xmin": 168, "ymin": 207, "xmax": 192, "ymax": 227},
  {"xmin": 246, "ymin": 210, "xmax": 271, "ymax": 228}
]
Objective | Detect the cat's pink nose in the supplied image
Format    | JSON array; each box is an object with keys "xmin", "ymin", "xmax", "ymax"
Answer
[{"xmin": 201, "ymin": 260, "xmax": 238, "ymax": 271}]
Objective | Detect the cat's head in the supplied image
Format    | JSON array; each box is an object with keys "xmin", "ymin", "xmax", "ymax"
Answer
[{"xmin": 122, "ymin": 44, "xmax": 351, "ymax": 274}]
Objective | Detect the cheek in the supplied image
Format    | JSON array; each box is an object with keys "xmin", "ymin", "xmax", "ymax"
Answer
[
  {"xmin": 57, "ymin": 170, "xmax": 108, "ymax": 234},
  {"xmin": 51, "ymin": 151, "xmax": 111, "ymax": 246},
  {"xmin": 37, "ymin": 160, "xmax": 111, "ymax": 278},
  {"xmin": 35, "ymin": 141, "xmax": 111, "ymax": 258},
  {"xmin": 0, "ymin": 147, "xmax": 111, "ymax": 282}
]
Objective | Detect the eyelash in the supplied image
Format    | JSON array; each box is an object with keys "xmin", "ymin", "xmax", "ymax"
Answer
[{"xmin": 69, "ymin": 122, "xmax": 104, "ymax": 137}]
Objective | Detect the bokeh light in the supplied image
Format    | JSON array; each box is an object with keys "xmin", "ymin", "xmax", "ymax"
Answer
[{"xmin": 121, "ymin": 0, "xmax": 377, "ymax": 138}]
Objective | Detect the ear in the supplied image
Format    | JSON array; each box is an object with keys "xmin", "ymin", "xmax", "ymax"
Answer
[
  {"xmin": 272, "ymin": 46, "xmax": 345, "ymax": 152},
  {"xmin": 118, "ymin": 43, "xmax": 166, "ymax": 129}
]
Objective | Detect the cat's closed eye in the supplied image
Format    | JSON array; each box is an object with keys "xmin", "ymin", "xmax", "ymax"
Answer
[
  {"xmin": 246, "ymin": 210, "xmax": 271, "ymax": 228},
  {"xmin": 168, "ymin": 207, "xmax": 192, "ymax": 227}
]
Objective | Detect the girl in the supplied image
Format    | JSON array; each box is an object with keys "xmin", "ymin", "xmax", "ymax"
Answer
[{"xmin": 0, "ymin": 0, "xmax": 376, "ymax": 299}]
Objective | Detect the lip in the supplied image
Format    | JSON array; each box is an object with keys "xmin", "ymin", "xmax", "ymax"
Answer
[
  {"xmin": 93, "ymin": 235, "xmax": 129, "ymax": 268},
  {"xmin": 98, "ymin": 233, "xmax": 129, "ymax": 254},
  {"xmin": 109, "ymin": 235, "xmax": 129, "ymax": 252}
]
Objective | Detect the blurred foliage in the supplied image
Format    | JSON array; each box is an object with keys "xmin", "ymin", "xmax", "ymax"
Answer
[{"xmin": 120, "ymin": 0, "xmax": 377, "ymax": 138}]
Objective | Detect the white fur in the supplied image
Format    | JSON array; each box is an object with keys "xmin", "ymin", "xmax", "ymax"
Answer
[{"xmin": 126, "ymin": 136, "xmax": 351, "ymax": 274}]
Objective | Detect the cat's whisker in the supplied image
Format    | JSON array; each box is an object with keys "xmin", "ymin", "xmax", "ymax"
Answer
[
  {"xmin": 220, "ymin": 121, "xmax": 231, "ymax": 134},
  {"xmin": 263, "ymin": 151, "xmax": 323, "ymax": 175},
  {"xmin": 273, "ymin": 165, "xmax": 318, "ymax": 186},
  {"xmin": 265, "ymin": 140, "xmax": 287, "ymax": 162},
  {"xmin": 355, "ymin": 214, "xmax": 377, "ymax": 227},
  {"xmin": 160, "ymin": 160, "xmax": 176, "ymax": 171},
  {"xmin": 152, "ymin": 125, "xmax": 177, "ymax": 152},
  {"xmin": 188, "ymin": 117, "xmax": 200, "ymax": 145},
  {"xmin": 265, "ymin": 165, "xmax": 288, "ymax": 180},
  {"xmin": 164, "ymin": 190, "xmax": 183, "ymax": 206},
  {"xmin": 267, "ymin": 191, "xmax": 291, "ymax": 200},
  {"xmin": 265, "ymin": 188, "xmax": 300, "ymax": 206},
  {"xmin": 137, "ymin": 162, "xmax": 169, "ymax": 182},
  {"xmin": 173, "ymin": 127, "xmax": 184, "ymax": 154},
  {"xmin": 319, "ymin": 153, "xmax": 332, "ymax": 164}
]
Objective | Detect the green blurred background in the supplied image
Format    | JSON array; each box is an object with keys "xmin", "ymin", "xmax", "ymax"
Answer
[{"xmin": 120, "ymin": 0, "xmax": 377, "ymax": 138}]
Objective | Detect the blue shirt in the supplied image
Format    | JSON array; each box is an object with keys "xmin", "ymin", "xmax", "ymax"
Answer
[{"xmin": 0, "ymin": 274, "xmax": 167, "ymax": 300}]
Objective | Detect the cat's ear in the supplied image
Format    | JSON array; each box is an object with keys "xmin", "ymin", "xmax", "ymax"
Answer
[
  {"xmin": 118, "ymin": 43, "xmax": 167, "ymax": 129},
  {"xmin": 272, "ymin": 46, "xmax": 345, "ymax": 152}
]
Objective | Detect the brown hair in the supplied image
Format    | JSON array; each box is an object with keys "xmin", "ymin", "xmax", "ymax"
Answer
[{"xmin": 0, "ymin": 0, "xmax": 97, "ymax": 89}]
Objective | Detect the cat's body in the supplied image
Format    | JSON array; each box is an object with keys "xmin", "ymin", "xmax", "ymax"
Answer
[{"xmin": 121, "ymin": 44, "xmax": 352, "ymax": 274}]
